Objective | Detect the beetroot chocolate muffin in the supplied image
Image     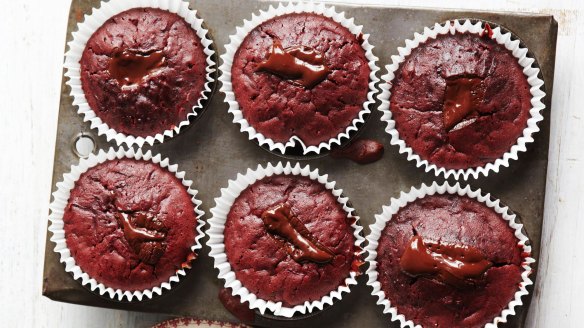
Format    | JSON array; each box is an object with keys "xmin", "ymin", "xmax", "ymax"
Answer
[
  {"xmin": 231, "ymin": 12, "xmax": 371, "ymax": 146},
  {"xmin": 62, "ymin": 158, "xmax": 199, "ymax": 291},
  {"xmin": 389, "ymin": 28, "xmax": 532, "ymax": 169},
  {"xmin": 224, "ymin": 175, "xmax": 359, "ymax": 307},
  {"xmin": 376, "ymin": 194, "xmax": 525, "ymax": 327},
  {"xmin": 80, "ymin": 8, "xmax": 208, "ymax": 137}
]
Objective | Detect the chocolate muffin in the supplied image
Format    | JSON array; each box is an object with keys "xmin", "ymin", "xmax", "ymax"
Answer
[
  {"xmin": 224, "ymin": 175, "xmax": 359, "ymax": 307},
  {"xmin": 389, "ymin": 28, "xmax": 532, "ymax": 169},
  {"xmin": 231, "ymin": 12, "xmax": 371, "ymax": 146},
  {"xmin": 376, "ymin": 194, "xmax": 525, "ymax": 327},
  {"xmin": 62, "ymin": 158, "xmax": 199, "ymax": 291},
  {"xmin": 79, "ymin": 8, "xmax": 208, "ymax": 137}
]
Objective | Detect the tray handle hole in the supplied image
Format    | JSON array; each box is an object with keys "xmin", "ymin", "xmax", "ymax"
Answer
[{"xmin": 72, "ymin": 133, "xmax": 96, "ymax": 158}]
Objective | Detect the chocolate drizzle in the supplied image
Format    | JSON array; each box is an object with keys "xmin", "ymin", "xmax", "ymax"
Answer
[
  {"xmin": 443, "ymin": 77, "xmax": 485, "ymax": 131},
  {"xmin": 114, "ymin": 212, "xmax": 167, "ymax": 264},
  {"xmin": 330, "ymin": 138, "xmax": 384, "ymax": 164},
  {"xmin": 481, "ymin": 23, "xmax": 494, "ymax": 39},
  {"xmin": 399, "ymin": 235, "xmax": 492, "ymax": 288},
  {"xmin": 257, "ymin": 39, "xmax": 330, "ymax": 88},
  {"xmin": 261, "ymin": 203, "xmax": 334, "ymax": 264},
  {"xmin": 109, "ymin": 49, "xmax": 165, "ymax": 86}
]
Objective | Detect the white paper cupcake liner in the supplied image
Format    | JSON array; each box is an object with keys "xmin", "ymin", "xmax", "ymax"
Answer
[
  {"xmin": 365, "ymin": 181, "xmax": 535, "ymax": 328},
  {"xmin": 378, "ymin": 19, "xmax": 546, "ymax": 180},
  {"xmin": 64, "ymin": 0, "xmax": 216, "ymax": 148},
  {"xmin": 207, "ymin": 162, "xmax": 365, "ymax": 318},
  {"xmin": 219, "ymin": 2, "xmax": 380, "ymax": 155},
  {"xmin": 47, "ymin": 147, "xmax": 206, "ymax": 301}
]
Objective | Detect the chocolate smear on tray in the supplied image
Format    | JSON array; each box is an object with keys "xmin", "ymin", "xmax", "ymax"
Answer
[
  {"xmin": 400, "ymin": 235, "xmax": 492, "ymax": 288},
  {"xmin": 262, "ymin": 203, "xmax": 334, "ymax": 264},
  {"xmin": 257, "ymin": 39, "xmax": 330, "ymax": 88},
  {"xmin": 330, "ymin": 138, "xmax": 384, "ymax": 164},
  {"xmin": 109, "ymin": 49, "xmax": 165, "ymax": 86}
]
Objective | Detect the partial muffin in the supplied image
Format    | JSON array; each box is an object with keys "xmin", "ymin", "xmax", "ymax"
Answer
[
  {"xmin": 230, "ymin": 12, "xmax": 371, "ymax": 147},
  {"xmin": 152, "ymin": 318, "xmax": 249, "ymax": 328},
  {"xmin": 389, "ymin": 28, "xmax": 532, "ymax": 169},
  {"xmin": 62, "ymin": 158, "xmax": 199, "ymax": 291},
  {"xmin": 79, "ymin": 7, "xmax": 208, "ymax": 138},
  {"xmin": 223, "ymin": 175, "xmax": 358, "ymax": 307},
  {"xmin": 375, "ymin": 194, "xmax": 525, "ymax": 327}
]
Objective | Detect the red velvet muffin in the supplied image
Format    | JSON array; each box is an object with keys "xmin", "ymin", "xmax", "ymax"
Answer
[
  {"xmin": 375, "ymin": 194, "xmax": 524, "ymax": 327},
  {"xmin": 62, "ymin": 158, "xmax": 199, "ymax": 291},
  {"xmin": 389, "ymin": 30, "xmax": 532, "ymax": 169},
  {"xmin": 223, "ymin": 175, "xmax": 358, "ymax": 307},
  {"xmin": 79, "ymin": 8, "xmax": 208, "ymax": 137},
  {"xmin": 230, "ymin": 12, "xmax": 371, "ymax": 146}
]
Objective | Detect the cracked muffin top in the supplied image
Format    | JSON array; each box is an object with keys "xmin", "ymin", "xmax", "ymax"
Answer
[
  {"xmin": 223, "ymin": 175, "xmax": 359, "ymax": 307},
  {"xmin": 62, "ymin": 159, "xmax": 199, "ymax": 291},
  {"xmin": 376, "ymin": 194, "xmax": 525, "ymax": 327},
  {"xmin": 79, "ymin": 8, "xmax": 208, "ymax": 138},
  {"xmin": 231, "ymin": 13, "xmax": 371, "ymax": 146},
  {"xmin": 389, "ymin": 31, "xmax": 532, "ymax": 169}
]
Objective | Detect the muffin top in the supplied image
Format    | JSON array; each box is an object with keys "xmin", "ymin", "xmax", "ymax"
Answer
[
  {"xmin": 80, "ymin": 8, "xmax": 208, "ymax": 137},
  {"xmin": 63, "ymin": 159, "xmax": 199, "ymax": 291},
  {"xmin": 389, "ymin": 30, "xmax": 532, "ymax": 169},
  {"xmin": 231, "ymin": 13, "xmax": 371, "ymax": 146},
  {"xmin": 224, "ymin": 175, "xmax": 358, "ymax": 307},
  {"xmin": 376, "ymin": 194, "xmax": 525, "ymax": 327}
]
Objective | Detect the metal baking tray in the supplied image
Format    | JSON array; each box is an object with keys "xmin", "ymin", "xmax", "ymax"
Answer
[{"xmin": 42, "ymin": 0, "xmax": 557, "ymax": 327}]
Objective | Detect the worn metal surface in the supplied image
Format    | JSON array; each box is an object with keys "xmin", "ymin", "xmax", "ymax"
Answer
[{"xmin": 42, "ymin": 0, "xmax": 557, "ymax": 327}]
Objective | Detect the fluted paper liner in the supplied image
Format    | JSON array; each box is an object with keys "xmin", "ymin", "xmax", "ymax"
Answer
[
  {"xmin": 219, "ymin": 2, "xmax": 380, "ymax": 155},
  {"xmin": 378, "ymin": 19, "xmax": 546, "ymax": 180},
  {"xmin": 64, "ymin": 0, "xmax": 216, "ymax": 147},
  {"xmin": 47, "ymin": 148, "xmax": 205, "ymax": 301},
  {"xmin": 365, "ymin": 182, "xmax": 535, "ymax": 327},
  {"xmin": 207, "ymin": 162, "xmax": 365, "ymax": 317}
]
